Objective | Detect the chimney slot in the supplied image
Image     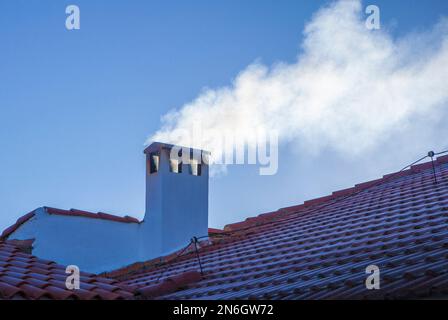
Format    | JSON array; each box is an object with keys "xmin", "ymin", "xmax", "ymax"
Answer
[
  {"xmin": 190, "ymin": 160, "xmax": 202, "ymax": 176},
  {"xmin": 148, "ymin": 153, "xmax": 159, "ymax": 174},
  {"xmin": 169, "ymin": 159, "xmax": 182, "ymax": 173}
]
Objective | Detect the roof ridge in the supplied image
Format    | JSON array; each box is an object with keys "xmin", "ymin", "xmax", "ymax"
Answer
[
  {"xmin": 223, "ymin": 154, "xmax": 448, "ymax": 232},
  {"xmin": 44, "ymin": 207, "xmax": 140, "ymax": 224},
  {"xmin": 0, "ymin": 210, "xmax": 36, "ymax": 240},
  {"xmin": 0, "ymin": 207, "xmax": 141, "ymax": 241}
]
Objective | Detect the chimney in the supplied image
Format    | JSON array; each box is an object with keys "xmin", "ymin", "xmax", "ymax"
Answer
[{"xmin": 142, "ymin": 142, "xmax": 209, "ymax": 255}]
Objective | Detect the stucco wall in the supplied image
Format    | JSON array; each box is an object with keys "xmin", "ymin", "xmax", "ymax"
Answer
[{"xmin": 10, "ymin": 208, "xmax": 141, "ymax": 273}]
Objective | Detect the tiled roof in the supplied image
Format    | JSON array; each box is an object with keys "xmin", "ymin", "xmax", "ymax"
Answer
[
  {"xmin": 0, "ymin": 241, "xmax": 135, "ymax": 300},
  {"xmin": 113, "ymin": 155, "xmax": 448, "ymax": 299}
]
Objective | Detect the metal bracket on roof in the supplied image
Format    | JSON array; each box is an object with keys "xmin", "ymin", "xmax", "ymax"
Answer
[
  {"xmin": 428, "ymin": 151, "xmax": 438, "ymax": 184},
  {"xmin": 191, "ymin": 237, "xmax": 204, "ymax": 276}
]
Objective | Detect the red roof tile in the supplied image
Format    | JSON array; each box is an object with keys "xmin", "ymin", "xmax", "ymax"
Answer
[
  {"xmin": 112, "ymin": 155, "xmax": 448, "ymax": 300},
  {"xmin": 45, "ymin": 207, "xmax": 140, "ymax": 224},
  {"xmin": 0, "ymin": 241, "xmax": 134, "ymax": 300},
  {"xmin": 208, "ymin": 228, "xmax": 225, "ymax": 234},
  {"xmin": 136, "ymin": 270, "xmax": 202, "ymax": 299}
]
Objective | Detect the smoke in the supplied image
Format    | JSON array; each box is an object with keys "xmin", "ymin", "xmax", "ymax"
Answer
[{"xmin": 148, "ymin": 0, "xmax": 448, "ymax": 164}]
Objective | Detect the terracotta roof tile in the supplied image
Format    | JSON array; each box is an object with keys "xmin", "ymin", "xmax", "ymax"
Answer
[
  {"xmin": 0, "ymin": 282, "xmax": 23, "ymax": 299},
  {"xmin": 45, "ymin": 207, "xmax": 140, "ymax": 224},
  {"xmin": 136, "ymin": 270, "xmax": 202, "ymax": 299},
  {"xmin": 0, "ymin": 241, "xmax": 135, "ymax": 300}
]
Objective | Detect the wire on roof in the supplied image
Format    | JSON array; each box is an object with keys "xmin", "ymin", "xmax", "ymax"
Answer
[
  {"xmin": 155, "ymin": 237, "xmax": 206, "ymax": 282},
  {"xmin": 195, "ymin": 153, "xmax": 433, "ymax": 239},
  {"xmin": 204, "ymin": 149, "xmax": 445, "ymax": 240},
  {"xmin": 197, "ymin": 150, "xmax": 446, "ymax": 239},
  {"xmin": 192, "ymin": 237, "xmax": 204, "ymax": 276},
  {"xmin": 435, "ymin": 149, "xmax": 448, "ymax": 156},
  {"xmin": 155, "ymin": 241, "xmax": 192, "ymax": 283},
  {"xmin": 186, "ymin": 150, "xmax": 447, "ymax": 244}
]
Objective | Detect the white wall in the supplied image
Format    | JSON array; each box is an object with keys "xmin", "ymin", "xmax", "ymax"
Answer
[{"xmin": 10, "ymin": 208, "xmax": 141, "ymax": 273}]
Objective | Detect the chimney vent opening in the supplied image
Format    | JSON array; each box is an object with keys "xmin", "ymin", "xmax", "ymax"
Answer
[
  {"xmin": 169, "ymin": 159, "xmax": 182, "ymax": 173},
  {"xmin": 190, "ymin": 160, "xmax": 202, "ymax": 176},
  {"xmin": 148, "ymin": 153, "xmax": 159, "ymax": 174}
]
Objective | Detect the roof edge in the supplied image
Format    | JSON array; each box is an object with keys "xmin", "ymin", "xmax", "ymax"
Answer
[
  {"xmin": 0, "ymin": 207, "xmax": 141, "ymax": 241},
  {"xmin": 44, "ymin": 207, "xmax": 141, "ymax": 224},
  {"xmin": 0, "ymin": 210, "xmax": 36, "ymax": 240},
  {"xmin": 224, "ymin": 154, "xmax": 448, "ymax": 232}
]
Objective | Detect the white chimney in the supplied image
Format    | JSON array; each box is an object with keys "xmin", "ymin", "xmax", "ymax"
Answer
[{"xmin": 142, "ymin": 142, "xmax": 209, "ymax": 255}]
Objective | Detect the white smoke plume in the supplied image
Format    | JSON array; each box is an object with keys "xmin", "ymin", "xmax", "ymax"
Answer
[{"xmin": 148, "ymin": 0, "xmax": 448, "ymax": 165}]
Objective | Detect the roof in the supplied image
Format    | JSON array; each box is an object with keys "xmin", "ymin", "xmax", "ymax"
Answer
[
  {"xmin": 110, "ymin": 155, "xmax": 448, "ymax": 299},
  {"xmin": 0, "ymin": 241, "xmax": 134, "ymax": 300},
  {"xmin": 0, "ymin": 207, "xmax": 140, "ymax": 241}
]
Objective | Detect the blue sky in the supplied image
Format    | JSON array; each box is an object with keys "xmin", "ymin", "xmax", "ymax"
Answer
[{"xmin": 1, "ymin": 0, "xmax": 447, "ymax": 231}]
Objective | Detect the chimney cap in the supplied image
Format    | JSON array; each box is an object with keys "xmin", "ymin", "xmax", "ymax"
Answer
[{"xmin": 144, "ymin": 142, "xmax": 210, "ymax": 155}]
